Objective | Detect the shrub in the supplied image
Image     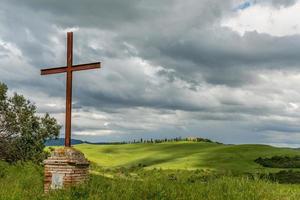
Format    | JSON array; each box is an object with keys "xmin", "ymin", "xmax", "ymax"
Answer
[
  {"xmin": 255, "ymin": 156, "xmax": 300, "ymax": 168},
  {"xmin": 261, "ymin": 170, "xmax": 300, "ymax": 184},
  {"xmin": 0, "ymin": 82, "xmax": 61, "ymax": 163}
]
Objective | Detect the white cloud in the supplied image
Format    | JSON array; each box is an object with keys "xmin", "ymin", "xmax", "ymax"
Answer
[
  {"xmin": 74, "ymin": 130, "xmax": 116, "ymax": 136},
  {"xmin": 222, "ymin": 2, "xmax": 300, "ymax": 36},
  {"xmin": 0, "ymin": 39, "xmax": 37, "ymax": 83}
]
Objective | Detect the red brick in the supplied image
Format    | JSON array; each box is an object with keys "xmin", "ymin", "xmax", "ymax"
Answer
[{"xmin": 43, "ymin": 147, "xmax": 89, "ymax": 193}]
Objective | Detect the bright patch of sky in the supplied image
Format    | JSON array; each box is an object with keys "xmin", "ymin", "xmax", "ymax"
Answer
[
  {"xmin": 225, "ymin": 1, "xmax": 300, "ymax": 37},
  {"xmin": 234, "ymin": 1, "xmax": 253, "ymax": 11}
]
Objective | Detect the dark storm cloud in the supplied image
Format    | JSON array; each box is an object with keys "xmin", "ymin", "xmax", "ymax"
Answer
[
  {"xmin": 1, "ymin": 0, "xmax": 300, "ymax": 145},
  {"xmin": 125, "ymin": 24, "xmax": 300, "ymax": 86},
  {"xmin": 4, "ymin": 0, "xmax": 143, "ymax": 29},
  {"xmin": 2, "ymin": 0, "xmax": 300, "ymax": 88},
  {"xmin": 155, "ymin": 31, "xmax": 300, "ymax": 69}
]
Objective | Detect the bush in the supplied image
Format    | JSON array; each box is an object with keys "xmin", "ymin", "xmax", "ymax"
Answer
[
  {"xmin": 255, "ymin": 156, "xmax": 300, "ymax": 168},
  {"xmin": 0, "ymin": 82, "xmax": 61, "ymax": 163},
  {"xmin": 261, "ymin": 170, "xmax": 300, "ymax": 184}
]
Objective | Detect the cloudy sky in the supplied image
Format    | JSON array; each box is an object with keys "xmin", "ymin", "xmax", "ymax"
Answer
[{"xmin": 1, "ymin": 0, "xmax": 300, "ymax": 146}]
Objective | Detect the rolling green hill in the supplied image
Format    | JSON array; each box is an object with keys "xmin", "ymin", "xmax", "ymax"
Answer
[
  {"xmin": 3, "ymin": 141, "xmax": 300, "ymax": 199},
  {"xmin": 73, "ymin": 141, "xmax": 300, "ymax": 173}
]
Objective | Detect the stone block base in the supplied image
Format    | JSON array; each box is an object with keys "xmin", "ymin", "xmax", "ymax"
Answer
[{"xmin": 44, "ymin": 147, "xmax": 89, "ymax": 193}]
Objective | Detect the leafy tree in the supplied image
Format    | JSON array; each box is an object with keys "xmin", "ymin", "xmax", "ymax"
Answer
[{"xmin": 0, "ymin": 82, "xmax": 61, "ymax": 163}]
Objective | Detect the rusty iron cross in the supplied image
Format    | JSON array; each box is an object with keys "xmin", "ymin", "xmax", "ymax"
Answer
[{"xmin": 41, "ymin": 32, "xmax": 101, "ymax": 147}]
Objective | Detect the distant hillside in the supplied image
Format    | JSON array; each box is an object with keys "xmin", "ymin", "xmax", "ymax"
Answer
[
  {"xmin": 74, "ymin": 142, "xmax": 300, "ymax": 173},
  {"xmin": 45, "ymin": 138, "xmax": 85, "ymax": 146},
  {"xmin": 45, "ymin": 136, "xmax": 220, "ymax": 146}
]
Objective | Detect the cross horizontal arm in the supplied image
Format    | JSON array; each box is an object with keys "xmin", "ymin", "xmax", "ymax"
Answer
[
  {"xmin": 41, "ymin": 62, "xmax": 101, "ymax": 75},
  {"xmin": 71, "ymin": 62, "xmax": 101, "ymax": 72},
  {"xmin": 41, "ymin": 66, "xmax": 67, "ymax": 75}
]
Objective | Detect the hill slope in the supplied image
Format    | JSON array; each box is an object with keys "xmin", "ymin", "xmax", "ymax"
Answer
[
  {"xmin": 74, "ymin": 141, "xmax": 300, "ymax": 173},
  {"xmin": 45, "ymin": 138, "xmax": 85, "ymax": 146}
]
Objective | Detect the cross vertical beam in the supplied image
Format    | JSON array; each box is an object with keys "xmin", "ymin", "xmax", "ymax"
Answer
[
  {"xmin": 40, "ymin": 32, "xmax": 101, "ymax": 147},
  {"xmin": 65, "ymin": 32, "xmax": 73, "ymax": 147}
]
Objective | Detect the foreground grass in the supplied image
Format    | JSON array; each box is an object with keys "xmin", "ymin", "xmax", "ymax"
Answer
[
  {"xmin": 74, "ymin": 142, "xmax": 300, "ymax": 173},
  {"xmin": 1, "ymin": 162, "xmax": 300, "ymax": 200}
]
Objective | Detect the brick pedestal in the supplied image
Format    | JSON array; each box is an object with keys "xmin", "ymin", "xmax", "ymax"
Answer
[{"xmin": 44, "ymin": 147, "xmax": 89, "ymax": 193}]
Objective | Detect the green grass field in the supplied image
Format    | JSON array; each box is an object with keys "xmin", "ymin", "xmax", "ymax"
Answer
[
  {"xmin": 74, "ymin": 141, "xmax": 300, "ymax": 173},
  {"xmin": 2, "ymin": 162, "xmax": 300, "ymax": 200},
  {"xmin": 2, "ymin": 141, "xmax": 300, "ymax": 199}
]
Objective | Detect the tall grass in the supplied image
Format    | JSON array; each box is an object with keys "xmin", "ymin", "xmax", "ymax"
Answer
[
  {"xmin": 0, "ymin": 162, "xmax": 43, "ymax": 200},
  {"xmin": 1, "ymin": 161, "xmax": 300, "ymax": 200}
]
